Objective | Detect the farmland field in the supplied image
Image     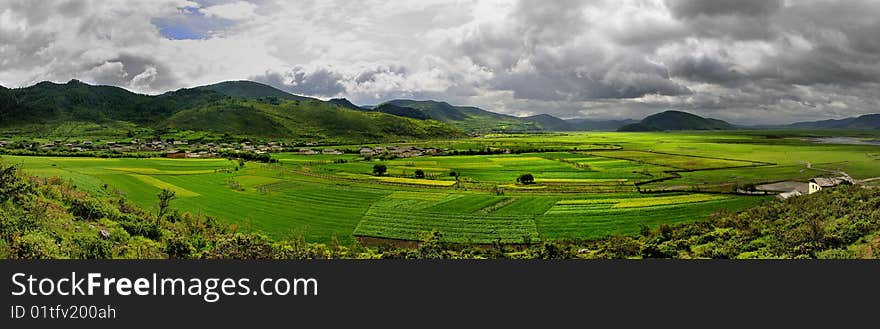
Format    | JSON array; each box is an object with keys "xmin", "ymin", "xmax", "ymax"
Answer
[{"xmin": 4, "ymin": 130, "xmax": 879, "ymax": 244}]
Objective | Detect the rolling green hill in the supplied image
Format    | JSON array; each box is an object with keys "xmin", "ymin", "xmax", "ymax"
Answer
[
  {"xmin": 379, "ymin": 99, "xmax": 636, "ymax": 132},
  {"xmin": 371, "ymin": 103, "xmax": 431, "ymax": 120},
  {"xmin": 191, "ymin": 80, "xmax": 314, "ymax": 101},
  {"xmin": 788, "ymin": 114, "xmax": 880, "ymax": 130},
  {"xmin": 382, "ymin": 99, "xmax": 541, "ymax": 133},
  {"xmin": 328, "ymin": 98, "xmax": 362, "ymax": 111},
  {"xmin": 618, "ymin": 110, "xmax": 734, "ymax": 132},
  {"xmin": 0, "ymin": 80, "xmax": 181, "ymax": 126},
  {"xmin": 0, "ymin": 80, "xmax": 464, "ymax": 141},
  {"xmin": 522, "ymin": 114, "xmax": 573, "ymax": 131},
  {"xmin": 164, "ymin": 98, "xmax": 464, "ymax": 140}
]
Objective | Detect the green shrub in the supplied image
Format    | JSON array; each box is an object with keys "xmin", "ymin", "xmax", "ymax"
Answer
[
  {"xmin": 72, "ymin": 235, "xmax": 113, "ymax": 259},
  {"xmin": 165, "ymin": 235, "xmax": 194, "ymax": 259},
  {"xmin": 13, "ymin": 232, "xmax": 59, "ymax": 259},
  {"xmin": 205, "ymin": 233, "xmax": 274, "ymax": 259}
]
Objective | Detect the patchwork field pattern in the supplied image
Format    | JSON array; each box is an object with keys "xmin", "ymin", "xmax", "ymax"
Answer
[{"xmin": 7, "ymin": 130, "xmax": 878, "ymax": 244}]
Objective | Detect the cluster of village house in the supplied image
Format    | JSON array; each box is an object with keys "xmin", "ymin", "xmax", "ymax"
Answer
[
  {"xmin": 2, "ymin": 139, "xmax": 449, "ymax": 160},
  {"xmin": 298, "ymin": 145, "xmax": 446, "ymax": 158},
  {"xmin": 0, "ymin": 139, "xmax": 285, "ymax": 158}
]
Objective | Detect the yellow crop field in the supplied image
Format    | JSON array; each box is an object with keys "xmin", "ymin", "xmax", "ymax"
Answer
[
  {"xmin": 109, "ymin": 167, "xmax": 216, "ymax": 175},
  {"xmin": 129, "ymin": 174, "xmax": 200, "ymax": 197},
  {"xmin": 613, "ymin": 194, "xmax": 727, "ymax": 208},
  {"xmin": 373, "ymin": 176, "xmax": 458, "ymax": 186},
  {"xmin": 388, "ymin": 191, "xmax": 449, "ymax": 200}
]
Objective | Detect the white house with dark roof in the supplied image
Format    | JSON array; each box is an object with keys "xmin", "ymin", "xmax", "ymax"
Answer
[{"xmin": 808, "ymin": 177, "xmax": 852, "ymax": 194}]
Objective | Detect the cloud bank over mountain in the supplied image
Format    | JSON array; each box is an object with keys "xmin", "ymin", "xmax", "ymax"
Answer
[{"xmin": 1, "ymin": 0, "xmax": 879, "ymax": 124}]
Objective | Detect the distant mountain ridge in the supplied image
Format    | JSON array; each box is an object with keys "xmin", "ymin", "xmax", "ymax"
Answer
[
  {"xmin": 377, "ymin": 99, "xmax": 632, "ymax": 132},
  {"xmin": 787, "ymin": 114, "xmax": 880, "ymax": 130},
  {"xmin": 618, "ymin": 110, "xmax": 734, "ymax": 131},
  {"xmin": 566, "ymin": 118, "xmax": 640, "ymax": 131},
  {"xmin": 0, "ymin": 80, "xmax": 662, "ymax": 136},
  {"xmin": 192, "ymin": 80, "xmax": 314, "ymax": 101},
  {"xmin": 328, "ymin": 98, "xmax": 361, "ymax": 111},
  {"xmin": 0, "ymin": 80, "xmax": 464, "ymax": 140},
  {"xmin": 16, "ymin": 80, "xmax": 867, "ymax": 140}
]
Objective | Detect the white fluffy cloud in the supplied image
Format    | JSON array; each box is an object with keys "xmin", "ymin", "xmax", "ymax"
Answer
[
  {"xmin": 201, "ymin": 1, "xmax": 258, "ymax": 20},
  {"xmin": 1, "ymin": 0, "xmax": 879, "ymax": 124}
]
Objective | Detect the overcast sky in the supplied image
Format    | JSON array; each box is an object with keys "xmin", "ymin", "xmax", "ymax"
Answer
[{"xmin": 1, "ymin": 0, "xmax": 879, "ymax": 124}]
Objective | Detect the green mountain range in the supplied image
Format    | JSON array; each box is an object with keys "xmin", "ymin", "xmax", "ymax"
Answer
[
  {"xmin": 192, "ymin": 80, "xmax": 313, "ymax": 101},
  {"xmin": 375, "ymin": 100, "xmax": 637, "ymax": 132},
  {"xmin": 618, "ymin": 110, "xmax": 734, "ymax": 132},
  {"xmin": 5, "ymin": 80, "xmax": 789, "ymax": 141},
  {"xmin": 0, "ymin": 80, "xmax": 463, "ymax": 141},
  {"xmin": 379, "ymin": 99, "xmax": 540, "ymax": 133},
  {"xmin": 787, "ymin": 114, "xmax": 880, "ymax": 130}
]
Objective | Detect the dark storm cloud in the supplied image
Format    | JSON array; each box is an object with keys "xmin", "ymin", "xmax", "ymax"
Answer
[
  {"xmin": 354, "ymin": 66, "xmax": 407, "ymax": 85},
  {"xmin": 82, "ymin": 54, "xmax": 179, "ymax": 91},
  {"xmin": 3, "ymin": 0, "xmax": 880, "ymax": 124},
  {"xmin": 452, "ymin": 0, "xmax": 691, "ymax": 101},
  {"xmin": 665, "ymin": 0, "xmax": 782, "ymax": 18},
  {"xmin": 668, "ymin": 55, "xmax": 745, "ymax": 86},
  {"xmin": 251, "ymin": 67, "xmax": 346, "ymax": 97}
]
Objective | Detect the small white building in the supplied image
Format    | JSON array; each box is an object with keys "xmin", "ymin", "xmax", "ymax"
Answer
[{"xmin": 808, "ymin": 177, "xmax": 852, "ymax": 194}]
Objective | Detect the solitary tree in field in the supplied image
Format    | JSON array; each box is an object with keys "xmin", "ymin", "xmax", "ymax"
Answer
[
  {"xmin": 157, "ymin": 189, "xmax": 177, "ymax": 222},
  {"xmin": 372, "ymin": 164, "xmax": 387, "ymax": 176},
  {"xmin": 517, "ymin": 173, "xmax": 535, "ymax": 185},
  {"xmin": 414, "ymin": 169, "xmax": 425, "ymax": 178}
]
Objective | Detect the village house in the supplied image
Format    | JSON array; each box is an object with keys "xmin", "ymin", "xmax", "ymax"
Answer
[
  {"xmin": 808, "ymin": 177, "xmax": 853, "ymax": 194},
  {"xmin": 299, "ymin": 148, "xmax": 319, "ymax": 155},
  {"xmin": 322, "ymin": 148, "xmax": 343, "ymax": 155},
  {"xmin": 185, "ymin": 151, "xmax": 213, "ymax": 158}
]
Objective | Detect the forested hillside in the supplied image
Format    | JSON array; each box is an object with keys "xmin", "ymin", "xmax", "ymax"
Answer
[{"xmin": 0, "ymin": 80, "xmax": 464, "ymax": 141}]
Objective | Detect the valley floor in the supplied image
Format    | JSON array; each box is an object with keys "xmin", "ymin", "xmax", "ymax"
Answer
[{"xmin": 4, "ymin": 131, "xmax": 879, "ymax": 244}]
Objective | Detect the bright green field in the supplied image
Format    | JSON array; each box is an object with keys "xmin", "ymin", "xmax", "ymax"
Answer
[{"xmin": 6, "ymin": 130, "xmax": 879, "ymax": 244}]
